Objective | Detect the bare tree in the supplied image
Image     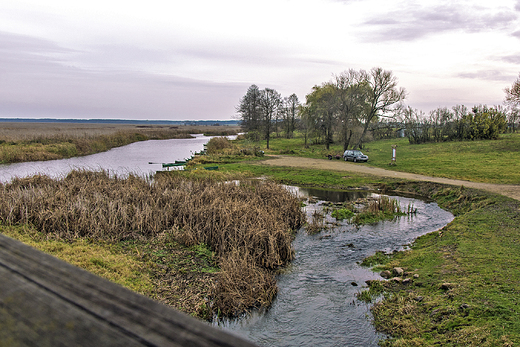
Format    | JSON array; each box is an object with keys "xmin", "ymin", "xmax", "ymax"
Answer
[
  {"xmin": 237, "ymin": 85, "xmax": 262, "ymax": 139},
  {"xmin": 354, "ymin": 68, "xmax": 406, "ymax": 149},
  {"xmin": 286, "ymin": 94, "xmax": 300, "ymax": 138},
  {"xmin": 505, "ymin": 73, "xmax": 520, "ymax": 105},
  {"xmin": 260, "ymin": 88, "xmax": 282, "ymax": 149},
  {"xmin": 505, "ymin": 74, "xmax": 520, "ymax": 132}
]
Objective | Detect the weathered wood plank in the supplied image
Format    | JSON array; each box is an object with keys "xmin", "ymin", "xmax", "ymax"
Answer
[{"xmin": 0, "ymin": 234, "xmax": 258, "ymax": 347}]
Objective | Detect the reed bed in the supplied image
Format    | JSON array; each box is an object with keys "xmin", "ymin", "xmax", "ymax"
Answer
[
  {"xmin": 0, "ymin": 123, "xmax": 241, "ymax": 164},
  {"xmin": 0, "ymin": 170, "xmax": 304, "ymax": 316}
]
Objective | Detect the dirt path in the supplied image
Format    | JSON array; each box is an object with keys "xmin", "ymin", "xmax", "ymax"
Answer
[{"xmin": 260, "ymin": 156, "xmax": 520, "ymax": 202}]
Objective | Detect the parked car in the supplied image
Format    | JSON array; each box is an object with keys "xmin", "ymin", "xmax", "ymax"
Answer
[{"xmin": 343, "ymin": 150, "xmax": 368, "ymax": 162}]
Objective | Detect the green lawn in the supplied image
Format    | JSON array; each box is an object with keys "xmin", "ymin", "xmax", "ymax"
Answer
[
  {"xmin": 363, "ymin": 135, "xmax": 520, "ymax": 185},
  {"xmin": 248, "ymin": 133, "xmax": 520, "ymax": 185},
  {"xmin": 365, "ymin": 186, "xmax": 520, "ymax": 346}
]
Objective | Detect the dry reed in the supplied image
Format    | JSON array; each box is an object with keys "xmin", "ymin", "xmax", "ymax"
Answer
[
  {"xmin": 0, "ymin": 170, "xmax": 304, "ymax": 316},
  {"xmin": 0, "ymin": 124, "xmax": 241, "ymax": 164}
]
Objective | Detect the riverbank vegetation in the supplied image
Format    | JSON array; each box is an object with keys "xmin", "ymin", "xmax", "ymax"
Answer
[
  {"xmin": 359, "ymin": 183, "xmax": 520, "ymax": 346},
  {"xmin": 0, "ymin": 123, "xmax": 240, "ymax": 164},
  {"xmin": 0, "ymin": 170, "xmax": 304, "ymax": 319},
  {"xmin": 199, "ymin": 139, "xmax": 520, "ymax": 344}
]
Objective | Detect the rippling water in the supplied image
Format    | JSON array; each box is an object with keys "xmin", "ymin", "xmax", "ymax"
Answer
[{"xmin": 218, "ymin": 188, "xmax": 454, "ymax": 347}]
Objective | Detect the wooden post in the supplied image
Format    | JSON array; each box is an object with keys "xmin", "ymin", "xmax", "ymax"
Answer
[{"xmin": 390, "ymin": 145, "xmax": 397, "ymax": 165}]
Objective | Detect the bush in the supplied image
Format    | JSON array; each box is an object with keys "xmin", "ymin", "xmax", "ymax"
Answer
[{"xmin": 206, "ymin": 137, "xmax": 233, "ymax": 154}]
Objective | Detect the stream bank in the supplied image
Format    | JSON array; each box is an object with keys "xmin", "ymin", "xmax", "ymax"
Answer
[{"xmin": 218, "ymin": 186, "xmax": 454, "ymax": 347}]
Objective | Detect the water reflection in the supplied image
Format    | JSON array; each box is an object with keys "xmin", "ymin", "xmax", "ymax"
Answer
[
  {"xmin": 291, "ymin": 186, "xmax": 371, "ymax": 203},
  {"xmin": 0, "ymin": 134, "xmax": 222, "ymax": 183},
  {"xmin": 218, "ymin": 187, "xmax": 454, "ymax": 347}
]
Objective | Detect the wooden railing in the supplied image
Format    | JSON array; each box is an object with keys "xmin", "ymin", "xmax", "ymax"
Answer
[{"xmin": 0, "ymin": 234, "xmax": 258, "ymax": 347}]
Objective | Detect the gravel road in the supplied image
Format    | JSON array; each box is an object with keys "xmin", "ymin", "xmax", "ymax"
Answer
[{"xmin": 259, "ymin": 155, "xmax": 520, "ymax": 202}]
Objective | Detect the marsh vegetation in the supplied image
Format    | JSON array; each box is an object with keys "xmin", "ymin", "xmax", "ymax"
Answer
[
  {"xmin": 306, "ymin": 196, "xmax": 416, "ymax": 235},
  {"xmin": 0, "ymin": 170, "xmax": 303, "ymax": 318},
  {"xmin": 0, "ymin": 123, "xmax": 240, "ymax": 164}
]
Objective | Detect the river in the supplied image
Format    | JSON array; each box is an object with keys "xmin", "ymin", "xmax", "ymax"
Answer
[
  {"xmin": 217, "ymin": 187, "xmax": 454, "ymax": 347},
  {"xmin": 0, "ymin": 138, "xmax": 454, "ymax": 346},
  {"xmin": 0, "ymin": 134, "xmax": 214, "ymax": 183}
]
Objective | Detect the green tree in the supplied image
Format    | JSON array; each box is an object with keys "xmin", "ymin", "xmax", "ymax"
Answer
[
  {"xmin": 304, "ymin": 84, "xmax": 337, "ymax": 149},
  {"xmin": 333, "ymin": 69, "xmax": 367, "ymax": 150}
]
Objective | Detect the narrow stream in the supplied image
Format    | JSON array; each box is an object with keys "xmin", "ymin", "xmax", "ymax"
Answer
[{"xmin": 218, "ymin": 187, "xmax": 454, "ymax": 347}]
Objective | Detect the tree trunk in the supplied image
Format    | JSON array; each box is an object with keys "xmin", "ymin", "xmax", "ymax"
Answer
[
  {"xmin": 355, "ymin": 121, "xmax": 371, "ymax": 150},
  {"xmin": 344, "ymin": 129, "xmax": 352, "ymax": 151}
]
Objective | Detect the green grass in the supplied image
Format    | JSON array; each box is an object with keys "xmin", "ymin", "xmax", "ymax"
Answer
[
  {"xmin": 220, "ymin": 161, "xmax": 404, "ymax": 189},
  {"xmin": 1, "ymin": 223, "xmax": 219, "ymax": 319},
  {"xmin": 0, "ymin": 224, "xmax": 154, "ymax": 295},
  {"xmin": 361, "ymin": 187, "xmax": 520, "ymax": 346},
  {"xmin": 362, "ymin": 134, "xmax": 520, "ymax": 185},
  {"xmin": 331, "ymin": 208, "xmax": 355, "ymax": 220},
  {"xmin": 242, "ymin": 132, "xmax": 520, "ymax": 185}
]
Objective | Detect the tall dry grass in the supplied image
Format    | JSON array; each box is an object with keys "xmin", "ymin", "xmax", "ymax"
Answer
[{"xmin": 0, "ymin": 170, "xmax": 304, "ymax": 316}]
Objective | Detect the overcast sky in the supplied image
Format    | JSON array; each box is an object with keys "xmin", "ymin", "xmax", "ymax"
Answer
[{"xmin": 1, "ymin": 0, "xmax": 519, "ymax": 120}]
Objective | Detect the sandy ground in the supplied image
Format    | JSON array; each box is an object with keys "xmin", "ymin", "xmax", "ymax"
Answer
[{"xmin": 260, "ymin": 155, "xmax": 520, "ymax": 202}]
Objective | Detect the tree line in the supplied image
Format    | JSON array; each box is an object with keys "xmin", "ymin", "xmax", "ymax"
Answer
[
  {"xmin": 401, "ymin": 105, "xmax": 507, "ymax": 144},
  {"xmin": 236, "ymin": 68, "xmax": 520, "ymax": 149},
  {"xmin": 236, "ymin": 85, "xmax": 300, "ymax": 149}
]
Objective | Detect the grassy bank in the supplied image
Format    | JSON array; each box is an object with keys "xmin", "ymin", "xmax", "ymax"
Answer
[
  {"xmin": 0, "ymin": 170, "xmax": 303, "ymax": 319},
  {"xmin": 360, "ymin": 183, "xmax": 520, "ymax": 346},
  {"xmin": 0, "ymin": 123, "xmax": 240, "ymax": 164}
]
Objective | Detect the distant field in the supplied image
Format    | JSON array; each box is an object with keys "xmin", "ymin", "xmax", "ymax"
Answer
[{"xmin": 0, "ymin": 122, "xmax": 241, "ymax": 142}]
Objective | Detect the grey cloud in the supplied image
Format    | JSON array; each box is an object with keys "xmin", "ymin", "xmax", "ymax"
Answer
[
  {"xmin": 457, "ymin": 70, "xmax": 514, "ymax": 82},
  {"xmin": 500, "ymin": 53, "xmax": 520, "ymax": 64},
  {"xmin": 77, "ymin": 44, "xmax": 174, "ymax": 70},
  {"xmin": 516, "ymin": 1, "xmax": 520, "ymax": 11},
  {"xmin": 0, "ymin": 31, "xmax": 247, "ymax": 119},
  {"xmin": 362, "ymin": 3, "xmax": 518, "ymax": 42}
]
